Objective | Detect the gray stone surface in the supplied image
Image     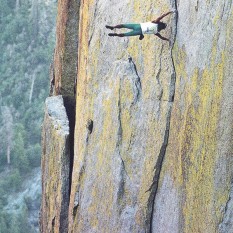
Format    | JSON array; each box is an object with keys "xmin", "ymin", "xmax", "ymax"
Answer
[
  {"xmin": 219, "ymin": 184, "xmax": 233, "ymax": 233},
  {"xmin": 152, "ymin": 174, "xmax": 180, "ymax": 233},
  {"xmin": 45, "ymin": 96, "xmax": 70, "ymax": 134}
]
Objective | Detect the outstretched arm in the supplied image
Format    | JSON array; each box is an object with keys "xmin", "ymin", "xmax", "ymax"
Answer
[
  {"xmin": 155, "ymin": 33, "xmax": 169, "ymax": 42},
  {"xmin": 152, "ymin": 11, "xmax": 173, "ymax": 23}
]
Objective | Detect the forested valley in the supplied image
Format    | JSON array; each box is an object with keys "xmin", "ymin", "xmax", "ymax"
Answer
[{"xmin": 0, "ymin": 0, "xmax": 57, "ymax": 232}]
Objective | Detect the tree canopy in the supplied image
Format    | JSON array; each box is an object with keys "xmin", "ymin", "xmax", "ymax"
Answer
[{"xmin": 0, "ymin": 0, "xmax": 57, "ymax": 231}]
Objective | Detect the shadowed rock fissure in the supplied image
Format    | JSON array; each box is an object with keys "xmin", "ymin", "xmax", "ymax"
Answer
[
  {"xmin": 219, "ymin": 178, "xmax": 233, "ymax": 232},
  {"xmin": 116, "ymin": 79, "xmax": 127, "ymax": 202},
  {"xmin": 128, "ymin": 56, "xmax": 142, "ymax": 104},
  {"xmin": 59, "ymin": 0, "xmax": 80, "ymax": 203},
  {"xmin": 63, "ymin": 97, "xmax": 76, "ymax": 197},
  {"xmin": 88, "ymin": 0, "xmax": 99, "ymax": 46},
  {"xmin": 146, "ymin": 107, "xmax": 173, "ymax": 233},
  {"xmin": 52, "ymin": 217, "xmax": 55, "ymax": 233},
  {"xmin": 71, "ymin": 118, "xmax": 93, "ymax": 219},
  {"xmin": 146, "ymin": 3, "xmax": 178, "ymax": 232},
  {"xmin": 155, "ymin": 45, "xmax": 163, "ymax": 102},
  {"xmin": 116, "ymin": 60, "xmax": 142, "ymax": 202}
]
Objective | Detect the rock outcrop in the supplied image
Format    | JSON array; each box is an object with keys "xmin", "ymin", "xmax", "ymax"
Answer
[
  {"xmin": 41, "ymin": 0, "xmax": 233, "ymax": 232},
  {"xmin": 41, "ymin": 96, "xmax": 70, "ymax": 233}
]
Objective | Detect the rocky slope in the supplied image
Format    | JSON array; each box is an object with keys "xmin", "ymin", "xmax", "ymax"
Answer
[{"xmin": 41, "ymin": 0, "xmax": 233, "ymax": 232}]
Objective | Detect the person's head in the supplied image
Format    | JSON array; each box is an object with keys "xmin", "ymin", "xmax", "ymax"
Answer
[{"xmin": 158, "ymin": 22, "xmax": 167, "ymax": 31}]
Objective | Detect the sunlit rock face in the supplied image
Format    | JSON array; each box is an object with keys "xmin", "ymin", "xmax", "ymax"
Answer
[
  {"xmin": 41, "ymin": 0, "xmax": 233, "ymax": 232},
  {"xmin": 159, "ymin": 1, "xmax": 233, "ymax": 233},
  {"xmin": 41, "ymin": 96, "xmax": 70, "ymax": 233},
  {"xmin": 68, "ymin": 0, "xmax": 177, "ymax": 232}
]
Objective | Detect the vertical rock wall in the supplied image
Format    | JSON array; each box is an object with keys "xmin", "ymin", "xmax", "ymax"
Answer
[
  {"xmin": 41, "ymin": 0, "xmax": 233, "ymax": 232},
  {"xmin": 41, "ymin": 0, "xmax": 80, "ymax": 232},
  {"xmin": 52, "ymin": 0, "xmax": 80, "ymax": 99},
  {"xmin": 69, "ymin": 0, "xmax": 177, "ymax": 232},
  {"xmin": 155, "ymin": 1, "xmax": 233, "ymax": 233},
  {"xmin": 51, "ymin": 0, "xmax": 80, "ymax": 165},
  {"xmin": 41, "ymin": 96, "xmax": 70, "ymax": 233}
]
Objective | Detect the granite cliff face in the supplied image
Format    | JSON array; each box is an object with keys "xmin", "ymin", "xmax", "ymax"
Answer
[{"xmin": 41, "ymin": 0, "xmax": 233, "ymax": 232}]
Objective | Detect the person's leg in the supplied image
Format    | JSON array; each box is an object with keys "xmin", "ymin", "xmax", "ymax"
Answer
[
  {"xmin": 120, "ymin": 24, "xmax": 139, "ymax": 30},
  {"xmin": 106, "ymin": 24, "xmax": 126, "ymax": 30},
  {"xmin": 108, "ymin": 33, "xmax": 125, "ymax": 37},
  {"xmin": 122, "ymin": 30, "xmax": 141, "ymax": 37},
  {"xmin": 108, "ymin": 30, "xmax": 141, "ymax": 37},
  {"xmin": 106, "ymin": 23, "xmax": 140, "ymax": 30},
  {"xmin": 108, "ymin": 24, "xmax": 142, "ymax": 38},
  {"xmin": 124, "ymin": 24, "xmax": 143, "ymax": 37}
]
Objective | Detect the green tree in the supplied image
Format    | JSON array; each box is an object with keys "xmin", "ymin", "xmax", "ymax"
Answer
[
  {"xmin": 7, "ymin": 168, "xmax": 22, "ymax": 191},
  {"xmin": 12, "ymin": 124, "xmax": 29, "ymax": 173},
  {"xmin": 0, "ymin": 213, "xmax": 8, "ymax": 233},
  {"xmin": 8, "ymin": 215, "xmax": 21, "ymax": 233},
  {"xmin": 0, "ymin": 0, "xmax": 57, "ymax": 231}
]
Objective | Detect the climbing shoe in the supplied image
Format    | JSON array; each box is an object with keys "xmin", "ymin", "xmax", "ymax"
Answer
[
  {"xmin": 108, "ymin": 33, "xmax": 117, "ymax": 37},
  {"xmin": 106, "ymin": 25, "xmax": 114, "ymax": 30},
  {"xmin": 139, "ymin": 34, "xmax": 144, "ymax": 40}
]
